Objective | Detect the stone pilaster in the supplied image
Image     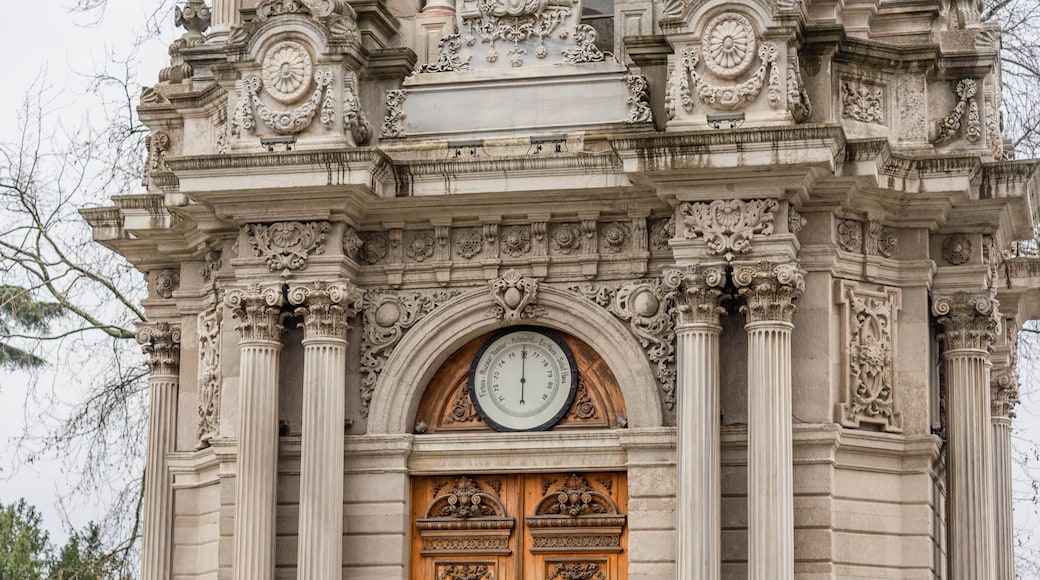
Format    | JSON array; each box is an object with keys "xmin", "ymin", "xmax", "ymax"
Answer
[
  {"xmin": 287, "ymin": 281, "xmax": 363, "ymax": 580},
  {"xmin": 226, "ymin": 284, "xmax": 285, "ymax": 580},
  {"xmin": 733, "ymin": 261, "xmax": 804, "ymax": 580},
  {"xmin": 137, "ymin": 322, "xmax": 182, "ymax": 580},
  {"xmin": 990, "ymin": 367, "xmax": 1018, "ymax": 580},
  {"xmin": 664, "ymin": 265, "xmax": 727, "ymax": 580},
  {"xmin": 932, "ymin": 292, "xmax": 999, "ymax": 580}
]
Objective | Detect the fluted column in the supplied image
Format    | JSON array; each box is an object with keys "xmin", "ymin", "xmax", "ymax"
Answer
[
  {"xmin": 138, "ymin": 322, "xmax": 182, "ymax": 580},
  {"xmin": 226, "ymin": 284, "xmax": 285, "ymax": 580},
  {"xmin": 288, "ymin": 281, "xmax": 363, "ymax": 580},
  {"xmin": 991, "ymin": 367, "xmax": 1018, "ymax": 580},
  {"xmin": 664, "ymin": 265, "xmax": 727, "ymax": 580},
  {"xmin": 932, "ymin": 292, "xmax": 999, "ymax": 580},
  {"xmin": 207, "ymin": 0, "xmax": 238, "ymax": 41},
  {"xmin": 733, "ymin": 261, "xmax": 805, "ymax": 580}
]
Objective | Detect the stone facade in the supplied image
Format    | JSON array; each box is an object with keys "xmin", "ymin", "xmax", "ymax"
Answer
[{"xmin": 85, "ymin": 0, "xmax": 1040, "ymax": 578}]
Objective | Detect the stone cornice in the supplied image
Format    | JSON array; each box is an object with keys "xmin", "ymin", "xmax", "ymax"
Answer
[{"xmin": 165, "ymin": 148, "xmax": 391, "ymax": 173}]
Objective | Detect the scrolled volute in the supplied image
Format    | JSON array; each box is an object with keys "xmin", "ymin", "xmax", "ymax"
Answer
[
  {"xmin": 136, "ymin": 322, "xmax": 182, "ymax": 376},
  {"xmin": 663, "ymin": 264, "xmax": 728, "ymax": 327},
  {"xmin": 225, "ymin": 283, "xmax": 286, "ymax": 342},
  {"xmin": 733, "ymin": 261, "xmax": 805, "ymax": 324},
  {"xmin": 931, "ymin": 292, "xmax": 999, "ymax": 352},
  {"xmin": 288, "ymin": 280, "xmax": 363, "ymax": 339}
]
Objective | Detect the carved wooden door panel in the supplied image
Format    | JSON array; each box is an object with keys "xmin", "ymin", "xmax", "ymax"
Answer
[{"xmin": 410, "ymin": 473, "xmax": 628, "ymax": 580}]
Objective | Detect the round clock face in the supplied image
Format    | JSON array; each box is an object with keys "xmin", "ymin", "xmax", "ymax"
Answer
[{"xmin": 468, "ymin": 327, "xmax": 578, "ymax": 432}]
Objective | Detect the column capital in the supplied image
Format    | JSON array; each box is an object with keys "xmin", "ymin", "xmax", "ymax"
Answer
[
  {"xmin": 931, "ymin": 291, "xmax": 999, "ymax": 352},
  {"xmin": 991, "ymin": 367, "xmax": 1020, "ymax": 419},
  {"xmin": 732, "ymin": 261, "xmax": 805, "ymax": 324},
  {"xmin": 225, "ymin": 283, "xmax": 286, "ymax": 342},
  {"xmin": 136, "ymin": 322, "xmax": 182, "ymax": 377},
  {"xmin": 287, "ymin": 280, "xmax": 363, "ymax": 339},
  {"xmin": 663, "ymin": 264, "xmax": 727, "ymax": 327}
]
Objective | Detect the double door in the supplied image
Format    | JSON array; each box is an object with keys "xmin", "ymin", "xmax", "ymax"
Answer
[{"xmin": 410, "ymin": 472, "xmax": 628, "ymax": 580}]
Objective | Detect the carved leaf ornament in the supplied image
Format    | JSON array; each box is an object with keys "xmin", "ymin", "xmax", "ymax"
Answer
[
  {"xmin": 246, "ymin": 221, "xmax": 330, "ymax": 272},
  {"xmin": 679, "ymin": 199, "xmax": 779, "ymax": 261}
]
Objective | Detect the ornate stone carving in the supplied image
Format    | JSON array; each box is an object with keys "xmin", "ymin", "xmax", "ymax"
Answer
[
  {"xmin": 837, "ymin": 283, "xmax": 902, "ymax": 432},
  {"xmin": 440, "ymin": 564, "xmax": 495, "ymax": 580},
  {"xmin": 144, "ymin": 131, "xmax": 172, "ymax": 183},
  {"xmin": 787, "ymin": 57, "xmax": 812, "ymax": 122},
  {"xmin": 381, "ymin": 89, "xmax": 408, "ymax": 138},
  {"xmin": 548, "ymin": 562, "xmax": 607, "ymax": 580},
  {"xmin": 489, "ymin": 270, "xmax": 543, "ymax": 321},
  {"xmin": 137, "ymin": 322, "xmax": 182, "ymax": 377},
  {"xmin": 201, "ymin": 250, "xmax": 222, "ymax": 282},
  {"xmin": 625, "ymin": 75, "xmax": 654, "ymax": 124},
  {"xmin": 357, "ymin": 232, "xmax": 389, "ymax": 265},
  {"xmin": 663, "ymin": 265, "xmax": 727, "ymax": 327},
  {"xmin": 225, "ymin": 283, "xmax": 286, "ymax": 342},
  {"xmin": 733, "ymin": 261, "xmax": 805, "ymax": 323},
  {"xmin": 154, "ymin": 269, "xmax": 180, "ymax": 299},
  {"xmin": 932, "ymin": 292, "xmax": 999, "ymax": 351},
  {"xmin": 454, "ymin": 230, "xmax": 484, "ymax": 259},
  {"xmin": 459, "ymin": 0, "xmax": 576, "ymax": 67},
  {"xmin": 342, "ymin": 226, "xmax": 363, "ymax": 259},
  {"xmin": 501, "ymin": 225, "xmax": 532, "ymax": 257},
  {"xmin": 933, "ymin": 79, "xmax": 981, "ymax": 145},
  {"xmin": 419, "ymin": 34, "xmax": 471, "ymax": 73},
  {"xmin": 360, "ymin": 289, "xmax": 460, "ymax": 416},
  {"xmin": 550, "ymin": 223, "xmax": 583, "ymax": 255},
  {"xmin": 562, "ymin": 25, "xmax": 608, "ymax": 64},
  {"xmin": 599, "ymin": 223, "xmax": 629, "ymax": 253},
  {"xmin": 986, "ymin": 99, "xmax": 1003, "ymax": 158},
  {"xmin": 649, "ymin": 217, "xmax": 674, "ymax": 250},
  {"xmin": 526, "ymin": 474, "xmax": 625, "ymax": 550},
  {"xmin": 288, "ymin": 280, "xmax": 363, "ymax": 338},
  {"xmin": 233, "ymin": 66, "xmax": 336, "ymax": 136},
  {"xmin": 196, "ymin": 308, "xmax": 222, "ymax": 448},
  {"xmin": 667, "ymin": 16, "xmax": 782, "ymax": 118},
  {"xmin": 991, "ymin": 368, "xmax": 1019, "ymax": 418},
  {"xmin": 865, "ymin": 220, "xmax": 897, "ymax": 257},
  {"xmin": 573, "ymin": 278, "xmax": 677, "ymax": 409},
  {"xmin": 246, "ymin": 221, "xmax": 330, "ymax": 272},
  {"xmin": 679, "ymin": 199, "xmax": 779, "ymax": 261},
  {"xmin": 406, "ymin": 232, "xmax": 436, "ymax": 262},
  {"xmin": 942, "ymin": 233, "xmax": 972, "ymax": 265},
  {"xmin": 262, "ymin": 41, "xmax": 314, "ymax": 104},
  {"xmin": 788, "ymin": 206, "xmax": 806, "ymax": 235},
  {"xmin": 566, "ymin": 377, "xmax": 598, "ymax": 420},
  {"xmin": 841, "ymin": 80, "xmax": 884, "ymax": 124}
]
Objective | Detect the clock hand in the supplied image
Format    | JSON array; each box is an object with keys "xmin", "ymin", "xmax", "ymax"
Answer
[{"xmin": 520, "ymin": 346, "xmax": 527, "ymax": 405}]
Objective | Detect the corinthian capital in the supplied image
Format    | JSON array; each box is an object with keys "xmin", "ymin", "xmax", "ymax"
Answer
[
  {"xmin": 136, "ymin": 322, "xmax": 182, "ymax": 377},
  {"xmin": 991, "ymin": 368, "xmax": 1019, "ymax": 419},
  {"xmin": 663, "ymin": 264, "xmax": 727, "ymax": 327},
  {"xmin": 931, "ymin": 292, "xmax": 999, "ymax": 352},
  {"xmin": 287, "ymin": 280, "xmax": 363, "ymax": 339},
  {"xmin": 225, "ymin": 283, "xmax": 286, "ymax": 342},
  {"xmin": 732, "ymin": 261, "xmax": 805, "ymax": 324}
]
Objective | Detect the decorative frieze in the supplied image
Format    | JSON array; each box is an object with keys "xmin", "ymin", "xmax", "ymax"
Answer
[
  {"xmin": 841, "ymin": 80, "xmax": 884, "ymax": 124},
  {"xmin": 836, "ymin": 282, "xmax": 903, "ymax": 432},
  {"xmin": 454, "ymin": 229, "xmax": 485, "ymax": 259},
  {"xmin": 573, "ymin": 278, "xmax": 677, "ymax": 409},
  {"xmin": 489, "ymin": 270, "xmax": 543, "ymax": 321},
  {"xmin": 599, "ymin": 222, "xmax": 629, "ymax": 254},
  {"xmin": 733, "ymin": 261, "xmax": 805, "ymax": 323},
  {"xmin": 406, "ymin": 231, "xmax": 436, "ymax": 262},
  {"xmin": 439, "ymin": 564, "xmax": 495, "ymax": 580},
  {"xmin": 931, "ymin": 292, "xmax": 999, "ymax": 351},
  {"xmin": 551, "ymin": 223, "xmax": 583, "ymax": 255},
  {"xmin": 837, "ymin": 218, "xmax": 897, "ymax": 258},
  {"xmin": 942, "ymin": 233, "xmax": 972, "ymax": 265},
  {"xmin": 649, "ymin": 217, "xmax": 674, "ymax": 250},
  {"xmin": 501, "ymin": 225, "xmax": 532, "ymax": 257},
  {"xmin": 225, "ymin": 283, "xmax": 286, "ymax": 342},
  {"xmin": 246, "ymin": 221, "xmax": 330, "ymax": 272},
  {"xmin": 679, "ymin": 199, "xmax": 779, "ymax": 261},
  {"xmin": 153, "ymin": 269, "xmax": 180, "ymax": 299},
  {"xmin": 196, "ymin": 308, "xmax": 222, "ymax": 448},
  {"xmin": 933, "ymin": 79, "xmax": 982, "ymax": 145},
  {"xmin": 137, "ymin": 322, "xmax": 182, "ymax": 377},
  {"xmin": 360, "ymin": 289, "xmax": 461, "ymax": 416},
  {"xmin": 526, "ymin": 474, "xmax": 625, "ymax": 551},
  {"xmin": 288, "ymin": 280, "xmax": 363, "ymax": 338}
]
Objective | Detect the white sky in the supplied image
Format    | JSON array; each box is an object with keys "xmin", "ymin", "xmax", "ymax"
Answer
[{"xmin": 0, "ymin": 0, "xmax": 1037, "ymax": 573}]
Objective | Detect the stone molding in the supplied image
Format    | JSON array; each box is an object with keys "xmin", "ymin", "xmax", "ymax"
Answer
[
  {"xmin": 288, "ymin": 280, "xmax": 363, "ymax": 339},
  {"xmin": 733, "ymin": 261, "xmax": 805, "ymax": 324},
  {"xmin": 137, "ymin": 322, "xmax": 182, "ymax": 377},
  {"xmin": 225, "ymin": 283, "xmax": 286, "ymax": 342},
  {"xmin": 931, "ymin": 291, "xmax": 999, "ymax": 352}
]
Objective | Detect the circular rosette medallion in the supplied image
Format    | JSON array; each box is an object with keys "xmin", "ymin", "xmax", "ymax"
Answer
[
  {"xmin": 262, "ymin": 40, "xmax": 314, "ymax": 104},
  {"xmin": 701, "ymin": 13, "xmax": 757, "ymax": 80}
]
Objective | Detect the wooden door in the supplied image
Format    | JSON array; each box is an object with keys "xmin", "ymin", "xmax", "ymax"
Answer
[{"xmin": 410, "ymin": 472, "xmax": 628, "ymax": 580}]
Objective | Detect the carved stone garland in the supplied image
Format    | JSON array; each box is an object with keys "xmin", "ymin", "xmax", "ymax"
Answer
[
  {"xmin": 460, "ymin": 0, "xmax": 575, "ymax": 67},
  {"xmin": 489, "ymin": 270, "xmax": 544, "ymax": 321},
  {"xmin": 360, "ymin": 289, "xmax": 461, "ymax": 416},
  {"xmin": 246, "ymin": 221, "xmax": 330, "ymax": 272},
  {"xmin": 933, "ymin": 79, "xmax": 982, "ymax": 145},
  {"xmin": 232, "ymin": 44, "xmax": 339, "ymax": 136},
  {"xmin": 679, "ymin": 198, "xmax": 779, "ymax": 261},
  {"xmin": 525, "ymin": 474, "xmax": 626, "ymax": 551},
  {"xmin": 416, "ymin": 476, "xmax": 515, "ymax": 554},
  {"xmin": 667, "ymin": 12, "xmax": 782, "ymax": 117},
  {"xmin": 837, "ymin": 282, "xmax": 903, "ymax": 432},
  {"xmin": 571, "ymin": 279, "xmax": 677, "ymax": 410},
  {"xmin": 196, "ymin": 308, "xmax": 223, "ymax": 448}
]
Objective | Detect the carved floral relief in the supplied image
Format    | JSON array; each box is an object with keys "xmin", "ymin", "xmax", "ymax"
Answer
[
  {"xmin": 490, "ymin": 270, "xmax": 544, "ymax": 321},
  {"xmin": 837, "ymin": 282, "xmax": 903, "ymax": 432},
  {"xmin": 196, "ymin": 308, "xmax": 222, "ymax": 448},
  {"xmin": 679, "ymin": 198, "xmax": 779, "ymax": 261},
  {"xmin": 933, "ymin": 79, "xmax": 982, "ymax": 145},
  {"xmin": 246, "ymin": 221, "xmax": 330, "ymax": 272},
  {"xmin": 841, "ymin": 80, "xmax": 884, "ymax": 124}
]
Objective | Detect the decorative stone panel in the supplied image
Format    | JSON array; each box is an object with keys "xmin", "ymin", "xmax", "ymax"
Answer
[
  {"xmin": 196, "ymin": 308, "xmax": 223, "ymax": 448},
  {"xmin": 836, "ymin": 281, "xmax": 903, "ymax": 432},
  {"xmin": 841, "ymin": 78, "xmax": 885, "ymax": 125}
]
